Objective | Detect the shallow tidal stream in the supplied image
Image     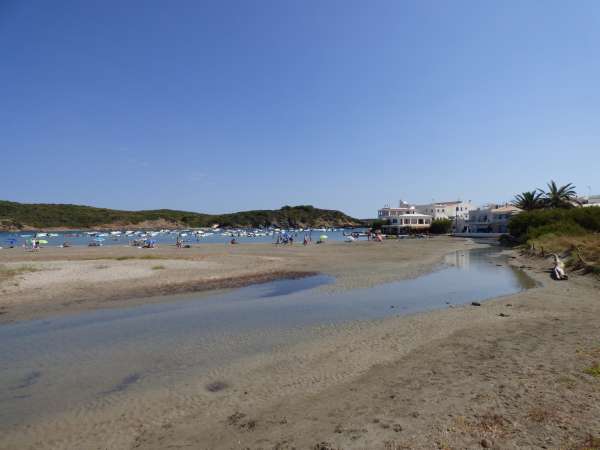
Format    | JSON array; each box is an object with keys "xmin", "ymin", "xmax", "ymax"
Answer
[{"xmin": 0, "ymin": 247, "xmax": 534, "ymax": 431}]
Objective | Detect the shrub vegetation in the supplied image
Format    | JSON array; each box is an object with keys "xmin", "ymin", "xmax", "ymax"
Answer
[
  {"xmin": 507, "ymin": 181, "xmax": 600, "ymax": 275},
  {"xmin": 429, "ymin": 219, "xmax": 453, "ymax": 234},
  {"xmin": 508, "ymin": 207, "xmax": 600, "ymax": 242}
]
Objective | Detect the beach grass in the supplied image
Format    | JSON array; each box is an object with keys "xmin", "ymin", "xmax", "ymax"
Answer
[
  {"xmin": 584, "ymin": 364, "xmax": 600, "ymax": 378},
  {"xmin": 0, "ymin": 264, "xmax": 40, "ymax": 283},
  {"xmin": 528, "ymin": 234, "xmax": 600, "ymax": 275},
  {"xmin": 115, "ymin": 255, "xmax": 164, "ymax": 261},
  {"xmin": 81, "ymin": 255, "xmax": 170, "ymax": 262},
  {"xmin": 508, "ymin": 207, "xmax": 600, "ymax": 276}
]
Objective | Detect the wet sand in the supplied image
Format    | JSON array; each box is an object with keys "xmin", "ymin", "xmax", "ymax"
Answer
[
  {"xmin": 0, "ymin": 237, "xmax": 477, "ymax": 323},
  {"xmin": 1, "ymin": 242, "xmax": 599, "ymax": 449}
]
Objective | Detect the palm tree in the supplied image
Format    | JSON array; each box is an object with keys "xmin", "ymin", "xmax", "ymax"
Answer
[
  {"xmin": 512, "ymin": 190, "xmax": 544, "ymax": 211},
  {"xmin": 542, "ymin": 180, "xmax": 578, "ymax": 208}
]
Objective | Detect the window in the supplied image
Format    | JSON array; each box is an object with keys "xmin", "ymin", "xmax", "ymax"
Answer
[{"xmin": 418, "ymin": 219, "xmax": 424, "ymax": 224}]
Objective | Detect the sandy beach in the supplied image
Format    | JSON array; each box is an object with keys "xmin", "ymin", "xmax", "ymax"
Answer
[
  {"xmin": 0, "ymin": 237, "xmax": 477, "ymax": 323},
  {"xmin": 5, "ymin": 2, "xmax": 599, "ymax": 448},
  {"xmin": 0, "ymin": 239, "xmax": 599, "ymax": 450}
]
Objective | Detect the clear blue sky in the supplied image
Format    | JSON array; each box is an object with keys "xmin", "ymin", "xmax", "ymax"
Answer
[{"xmin": 1, "ymin": 1, "xmax": 599, "ymax": 218}]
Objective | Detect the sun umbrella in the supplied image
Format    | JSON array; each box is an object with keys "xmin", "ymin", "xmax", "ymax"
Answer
[
  {"xmin": 319, "ymin": 235, "xmax": 328, "ymax": 240},
  {"xmin": 37, "ymin": 239, "xmax": 48, "ymax": 244}
]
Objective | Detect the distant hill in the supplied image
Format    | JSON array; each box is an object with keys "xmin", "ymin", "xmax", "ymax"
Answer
[{"xmin": 0, "ymin": 200, "xmax": 363, "ymax": 231}]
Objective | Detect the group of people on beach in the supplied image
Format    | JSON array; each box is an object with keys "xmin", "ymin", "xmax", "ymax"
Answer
[
  {"xmin": 275, "ymin": 234, "xmax": 296, "ymax": 245},
  {"xmin": 274, "ymin": 233, "xmax": 317, "ymax": 245}
]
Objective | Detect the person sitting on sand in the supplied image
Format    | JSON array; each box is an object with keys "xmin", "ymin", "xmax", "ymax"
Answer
[
  {"xmin": 552, "ymin": 254, "xmax": 568, "ymax": 280},
  {"xmin": 230, "ymin": 238, "xmax": 237, "ymax": 245}
]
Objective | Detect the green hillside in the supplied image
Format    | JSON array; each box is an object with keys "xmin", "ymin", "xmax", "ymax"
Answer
[{"xmin": 0, "ymin": 200, "xmax": 362, "ymax": 230}]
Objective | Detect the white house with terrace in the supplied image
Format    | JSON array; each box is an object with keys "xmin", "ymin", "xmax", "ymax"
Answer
[
  {"xmin": 380, "ymin": 209, "xmax": 433, "ymax": 234},
  {"xmin": 414, "ymin": 200, "xmax": 475, "ymax": 232},
  {"xmin": 414, "ymin": 200, "xmax": 474, "ymax": 220},
  {"xmin": 377, "ymin": 200, "xmax": 414, "ymax": 220}
]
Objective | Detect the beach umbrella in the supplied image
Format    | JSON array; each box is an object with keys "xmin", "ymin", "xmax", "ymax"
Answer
[
  {"xmin": 37, "ymin": 239, "xmax": 48, "ymax": 244},
  {"xmin": 319, "ymin": 235, "xmax": 328, "ymax": 240}
]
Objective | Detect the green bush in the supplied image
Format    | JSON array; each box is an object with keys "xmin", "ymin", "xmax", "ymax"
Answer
[
  {"xmin": 508, "ymin": 207, "xmax": 600, "ymax": 242},
  {"xmin": 430, "ymin": 219, "xmax": 453, "ymax": 234},
  {"xmin": 526, "ymin": 222, "xmax": 587, "ymax": 239},
  {"xmin": 369, "ymin": 219, "xmax": 386, "ymax": 231}
]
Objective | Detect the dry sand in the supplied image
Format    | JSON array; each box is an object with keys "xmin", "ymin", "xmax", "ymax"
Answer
[
  {"xmin": 0, "ymin": 237, "xmax": 476, "ymax": 323},
  {"xmin": 1, "ymin": 240, "xmax": 599, "ymax": 450}
]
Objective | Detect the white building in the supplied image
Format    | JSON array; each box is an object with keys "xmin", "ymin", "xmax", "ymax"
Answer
[
  {"xmin": 378, "ymin": 200, "xmax": 414, "ymax": 219},
  {"xmin": 466, "ymin": 204, "xmax": 521, "ymax": 234},
  {"xmin": 381, "ymin": 210, "xmax": 433, "ymax": 234},
  {"xmin": 414, "ymin": 200, "xmax": 475, "ymax": 232},
  {"xmin": 583, "ymin": 195, "xmax": 600, "ymax": 207},
  {"xmin": 414, "ymin": 200, "xmax": 474, "ymax": 221}
]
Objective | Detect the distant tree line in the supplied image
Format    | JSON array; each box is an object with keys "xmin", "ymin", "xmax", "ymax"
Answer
[{"xmin": 0, "ymin": 200, "xmax": 362, "ymax": 230}]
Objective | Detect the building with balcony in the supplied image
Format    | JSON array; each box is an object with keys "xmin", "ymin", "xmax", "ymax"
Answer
[
  {"xmin": 466, "ymin": 204, "xmax": 521, "ymax": 234},
  {"xmin": 378, "ymin": 200, "xmax": 414, "ymax": 219},
  {"xmin": 381, "ymin": 210, "xmax": 433, "ymax": 234}
]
